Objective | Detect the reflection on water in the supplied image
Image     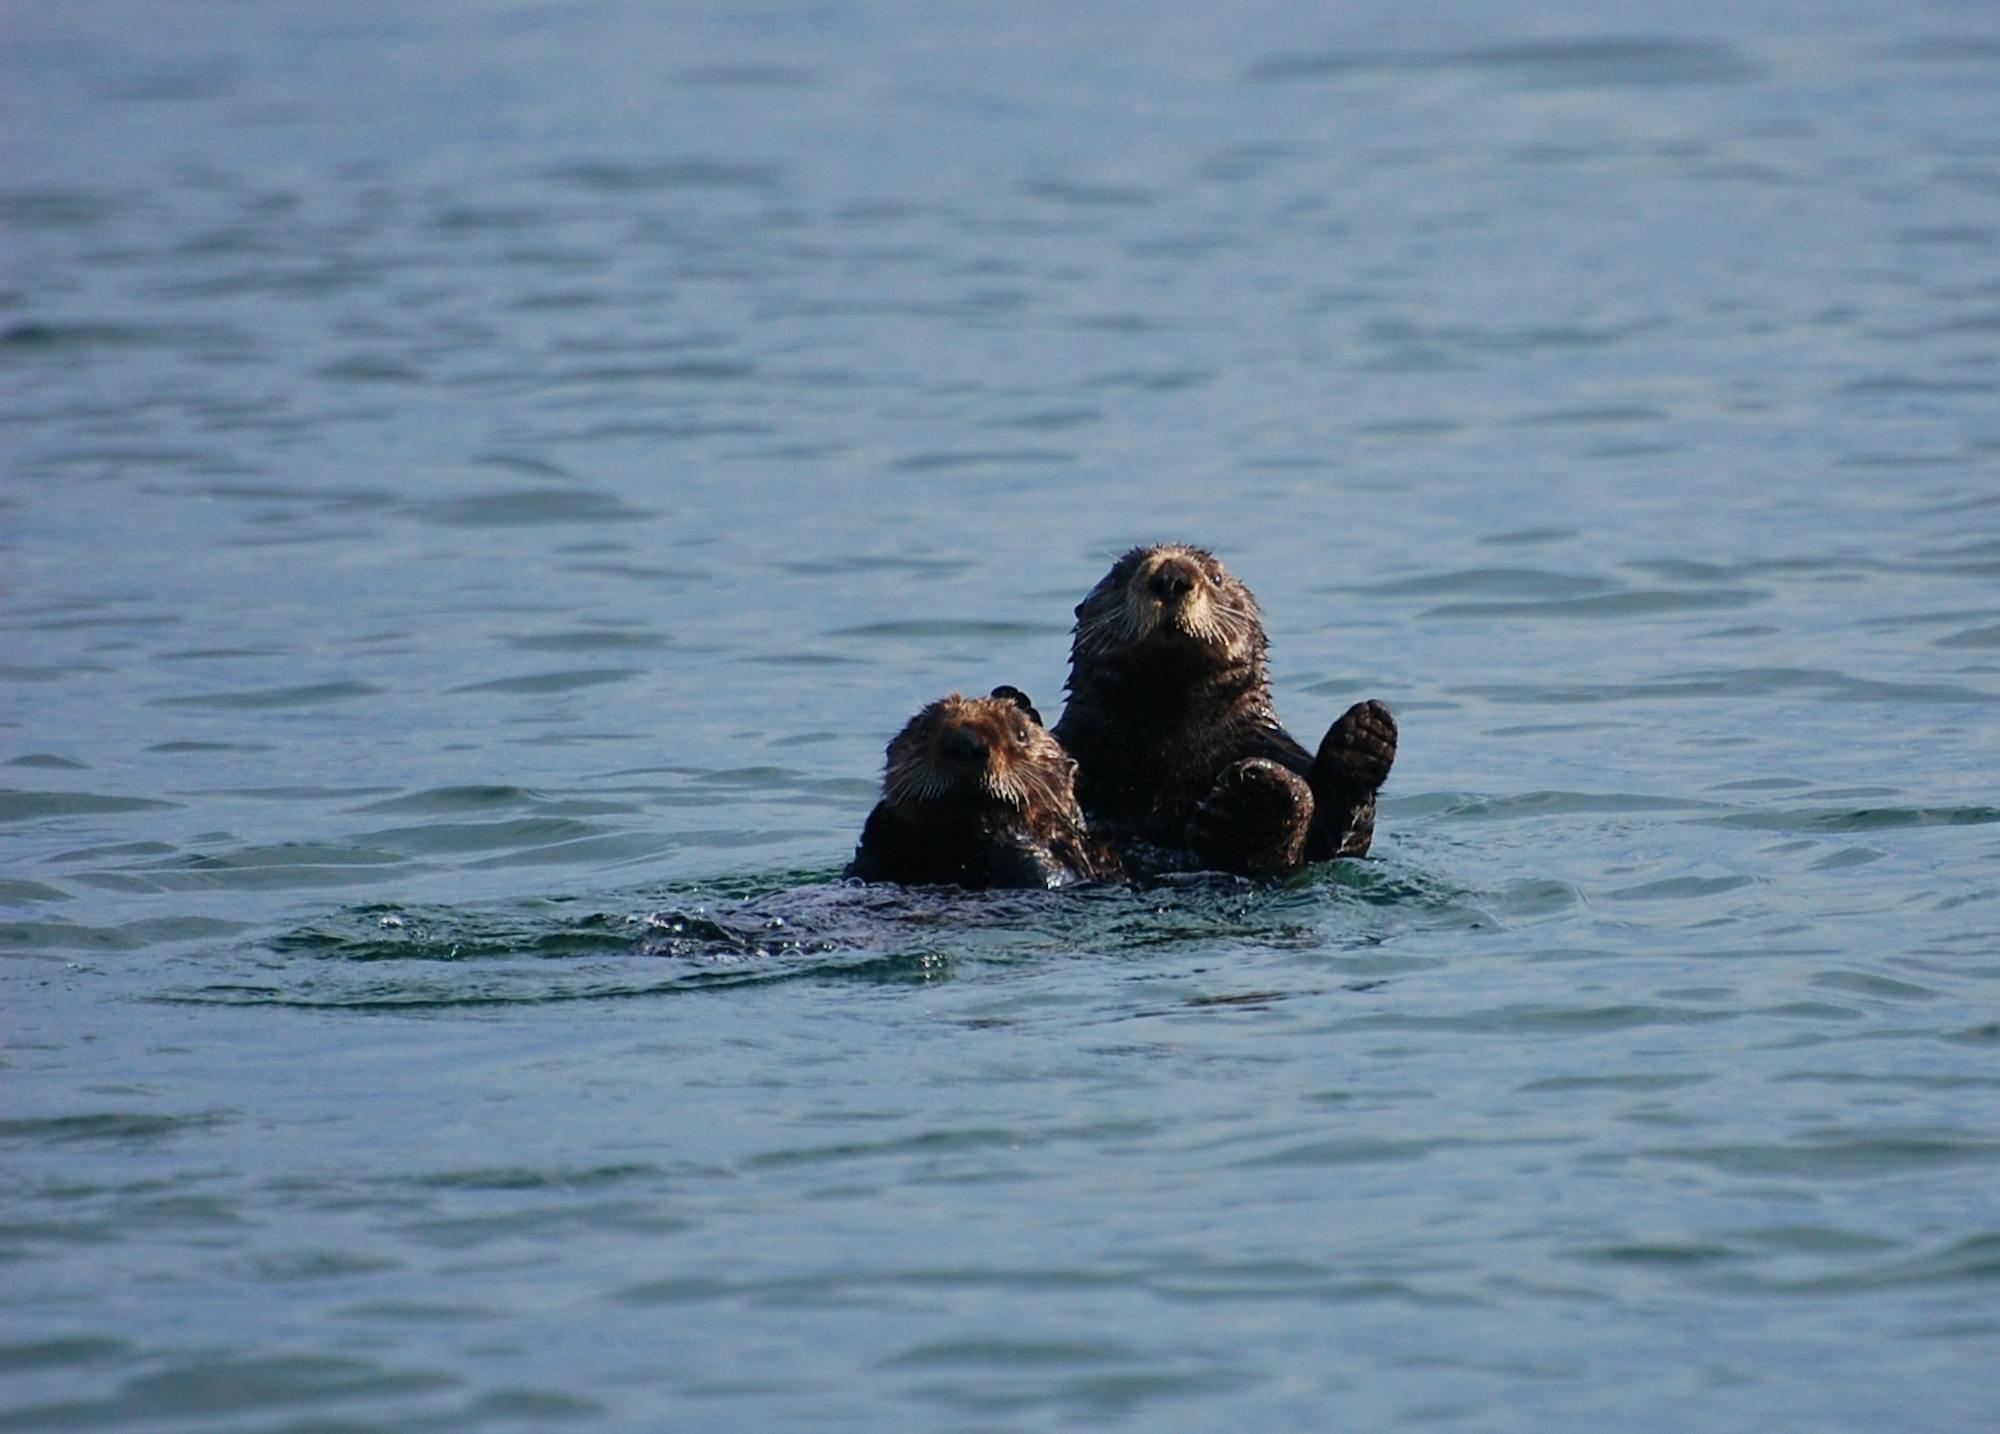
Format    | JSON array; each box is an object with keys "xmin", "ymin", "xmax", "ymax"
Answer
[{"xmin": 4, "ymin": 0, "xmax": 1998, "ymax": 1428}]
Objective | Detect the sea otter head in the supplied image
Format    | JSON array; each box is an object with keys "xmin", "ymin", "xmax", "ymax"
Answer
[
  {"xmin": 882, "ymin": 687, "xmax": 1081, "ymax": 818},
  {"xmin": 1069, "ymin": 543, "xmax": 1267, "ymax": 676}
]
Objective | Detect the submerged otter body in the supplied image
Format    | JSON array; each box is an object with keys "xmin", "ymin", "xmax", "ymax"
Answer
[
  {"xmin": 1054, "ymin": 544, "xmax": 1396, "ymax": 879},
  {"xmin": 846, "ymin": 687, "xmax": 1121, "ymax": 890}
]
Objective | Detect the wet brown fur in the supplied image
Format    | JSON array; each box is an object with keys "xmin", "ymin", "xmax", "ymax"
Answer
[
  {"xmin": 1054, "ymin": 544, "xmax": 1396, "ymax": 877},
  {"xmin": 846, "ymin": 689, "xmax": 1121, "ymax": 889}
]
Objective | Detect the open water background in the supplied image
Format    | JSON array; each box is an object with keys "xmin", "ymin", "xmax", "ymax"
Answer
[{"xmin": 4, "ymin": 1, "xmax": 1998, "ymax": 1428}]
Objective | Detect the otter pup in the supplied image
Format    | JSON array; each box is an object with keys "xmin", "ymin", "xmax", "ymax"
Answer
[
  {"xmin": 1054, "ymin": 544, "xmax": 1396, "ymax": 878},
  {"xmin": 846, "ymin": 687, "xmax": 1121, "ymax": 889}
]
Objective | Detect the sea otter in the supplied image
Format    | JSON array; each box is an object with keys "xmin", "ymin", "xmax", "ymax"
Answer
[
  {"xmin": 845, "ymin": 686, "xmax": 1122, "ymax": 889},
  {"xmin": 1053, "ymin": 544, "xmax": 1396, "ymax": 878}
]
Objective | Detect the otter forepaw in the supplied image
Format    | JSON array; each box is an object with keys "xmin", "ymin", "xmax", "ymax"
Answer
[
  {"xmin": 989, "ymin": 685, "xmax": 1044, "ymax": 727},
  {"xmin": 1189, "ymin": 758, "xmax": 1313, "ymax": 879},
  {"xmin": 1313, "ymin": 699, "xmax": 1396, "ymax": 796}
]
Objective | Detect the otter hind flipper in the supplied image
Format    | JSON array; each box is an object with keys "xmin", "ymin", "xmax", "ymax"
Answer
[
  {"xmin": 1312, "ymin": 699, "xmax": 1397, "ymax": 794},
  {"xmin": 1307, "ymin": 699, "xmax": 1396, "ymax": 859},
  {"xmin": 1189, "ymin": 757, "xmax": 1314, "ymax": 879}
]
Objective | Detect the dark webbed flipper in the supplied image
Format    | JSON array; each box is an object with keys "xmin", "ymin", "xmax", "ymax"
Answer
[
  {"xmin": 1189, "ymin": 757, "xmax": 1314, "ymax": 879},
  {"xmin": 1308, "ymin": 699, "xmax": 1396, "ymax": 858}
]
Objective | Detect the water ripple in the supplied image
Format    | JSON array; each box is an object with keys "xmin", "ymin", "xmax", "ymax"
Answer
[
  {"xmin": 0, "ymin": 1112, "xmax": 235, "ymax": 1146},
  {"xmin": 406, "ymin": 487, "xmax": 652, "ymax": 527},
  {"xmin": 1723, "ymin": 1233, "xmax": 2000, "ymax": 1295},
  {"xmin": 0, "ymin": 1355, "xmax": 460, "ymax": 1431},
  {"xmin": 1423, "ymin": 588, "xmax": 1764, "ymax": 620},
  {"xmin": 149, "ymin": 681, "xmax": 382, "ymax": 711},
  {"xmin": 1468, "ymin": 668, "xmax": 1997, "ymax": 705},
  {"xmin": 1653, "ymin": 1137, "xmax": 2000, "ymax": 1179},
  {"xmin": 544, "ymin": 159, "xmax": 785, "ymax": 193},
  {"xmin": 448, "ymin": 667, "xmax": 641, "ymax": 696},
  {"xmin": 1248, "ymin": 37, "xmax": 1765, "ymax": 88},
  {"xmin": 0, "ymin": 790, "xmax": 178, "ymax": 824},
  {"xmin": 1701, "ymin": 805, "xmax": 2000, "ymax": 833},
  {"xmin": 5, "ymin": 3, "xmax": 1998, "ymax": 1427}
]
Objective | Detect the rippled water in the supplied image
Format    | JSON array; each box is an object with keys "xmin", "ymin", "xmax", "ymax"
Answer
[{"xmin": 5, "ymin": 1, "xmax": 1998, "ymax": 1428}]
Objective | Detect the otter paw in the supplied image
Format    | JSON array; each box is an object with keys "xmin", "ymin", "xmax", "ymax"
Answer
[
  {"xmin": 1189, "ymin": 758, "xmax": 1313, "ymax": 878},
  {"xmin": 1313, "ymin": 699, "xmax": 1396, "ymax": 795},
  {"xmin": 988, "ymin": 685, "xmax": 1044, "ymax": 727}
]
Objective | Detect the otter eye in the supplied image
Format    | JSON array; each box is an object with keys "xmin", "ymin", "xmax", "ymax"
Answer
[{"xmin": 1013, "ymin": 721, "xmax": 1031, "ymax": 743}]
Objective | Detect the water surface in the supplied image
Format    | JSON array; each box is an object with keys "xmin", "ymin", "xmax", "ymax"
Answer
[{"xmin": 4, "ymin": 1, "xmax": 1998, "ymax": 1428}]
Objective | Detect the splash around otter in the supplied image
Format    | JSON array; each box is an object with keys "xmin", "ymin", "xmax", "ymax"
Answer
[
  {"xmin": 1054, "ymin": 544, "xmax": 1396, "ymax": 878},
  {"xmin": 845, "ymin": 686, "xmax": 1122, "ymax": 890}
]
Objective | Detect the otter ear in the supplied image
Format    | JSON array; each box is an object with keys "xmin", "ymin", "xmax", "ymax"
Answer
[
  {"xmin": 1074, "ymin": 565, "xmax": 1123, "ymax": 620},
  {"xmin": 989, "ymin": 685, "xmax": 1042, "ymax": 726}
]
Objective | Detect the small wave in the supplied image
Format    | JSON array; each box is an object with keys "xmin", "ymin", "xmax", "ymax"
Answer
[
  {"xmin": 1407, "ymin": 790, "xmax": 1715, "ymax": 821},
  {"xmin": 1422, "ymin": 588, "xmax": 1764, "ymax": 621},
  {"xmin": 1701, "ymin": 805, "xmax": 2000, "ymax": 833},
  {"xmin": 119, "ymin": 843, "xmax": 410, "ymax": 894},
  {"xmin": 0, "ymin": 1111, "xmax": 235, "ymax": 1145},
  {"xmin": 0, "ymin": 1337, "xmax": 131, "ymax": 1374},
  {"xmin": 1938, "ymin": 623, "xmax": 2000, "ymax": 649},
  {"xmin": 821, "ymin": 619, "xmax": 1070, "ymax": 639},
  {"xmin": 147, "ymin": 681, "xmax": 382, "ymax": 711},
  {"xmin": 1465, "ymin": 668, "xmax": 1997, "ymax": 706},
  {"xmin": 345, "ymin": 817, "xmax": 618, "ymax": 858},
  {"xmin": 161, "ymin": 858, "xmax": 1471, "ymax": 1009},
  {"xmin": 544, "ymin": 159, "xmax": 784, "ymax": 193},
  {"xmin": 405, "ymin": 487, "xmax": 652, "ymax": 528},
  {"xmin": 500, "ymin": 629, "xmax": 669, "ymax": 654},
  {"xmin": 887, "ymin": 449, "xmax": 1073, "ymax": 473},
  {"xmin": 351, "ymin": 785, "xmax": 551, "ymax": 816},
  {"xmin": 1, "ymin": 915, "xmax": 251, "ymax": 952},
  {"xmin": 1605, "ymin": 874, "xmax": 1756, "ymax": 901},
  {"xmin": 1339, "ymin": 1004, "xmax": 1734, "ymax": 1037},
  {"xmin": 680, "ymin": 63, "xmax": 822, "ymax": 90},
  {"xmin": 0, "ymin": 320, "xmax": 240, "ymax": 354},
  {"xmin": 0, "ymin": 189, "xmax": 121, "ymax": 230},
  {"xmin": 401, "ymin": 1162, "xmax": 665, "ymax": 1193},
  {"xmin": 1722, "ymin": 1233, "xmax": 2000, "ymax": 1296},
  {"xmin": 0, "ymin": 789, "xmax": 179, "ymax": 824},
  {"xmin": 1652, "ymin": 1137, "xmax": 2000, "ymax": 1179},
  {"xmin": 1350, "ymin": 567, "xmax": 1616, "ymax": 599},
  {"xmin": 0, "ymin": 1353, "xmax": 461, "ymax": 1430},
  {"xmin": 447, "ymin": 668, "xmax": 641, "ymax": 697},
  {"xmin": 1248, "ymin": 37, "xmax": 1763, "ymax": 89}
]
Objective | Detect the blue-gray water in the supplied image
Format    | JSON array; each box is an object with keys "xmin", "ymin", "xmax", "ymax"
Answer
[{"xmin": 4, "ymin": 1, "xmax": 1998, "ymax": 1428}]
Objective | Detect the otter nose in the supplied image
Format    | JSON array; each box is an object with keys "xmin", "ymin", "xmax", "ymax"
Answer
[
  {"xmin": 1147, "ymin": 561, "xmax": 1196, "ymax": 602},
  {"xmin": 941, "ymin": 726, "xmax": 988, "ymax": 768}
]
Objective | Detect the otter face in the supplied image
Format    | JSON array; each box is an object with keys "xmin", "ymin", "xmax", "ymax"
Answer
[
  {"xmin": 1071, "ymin": 544, "xmax": 1263, "ymax": 670},
  {"xmin": 882, "ymin": 692, "xmax": 1079, "ymax": 816}
]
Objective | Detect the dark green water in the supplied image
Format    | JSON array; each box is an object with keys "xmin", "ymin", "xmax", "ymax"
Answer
[{"xmin": 4, "ymin": 2, "xmax": 1998, "ymax": 1428}]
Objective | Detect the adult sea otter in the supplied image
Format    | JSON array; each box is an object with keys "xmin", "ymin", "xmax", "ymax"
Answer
[{"xmin": 1053, "ymin": 544, "xmax": 1396, "ymax": 878}]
